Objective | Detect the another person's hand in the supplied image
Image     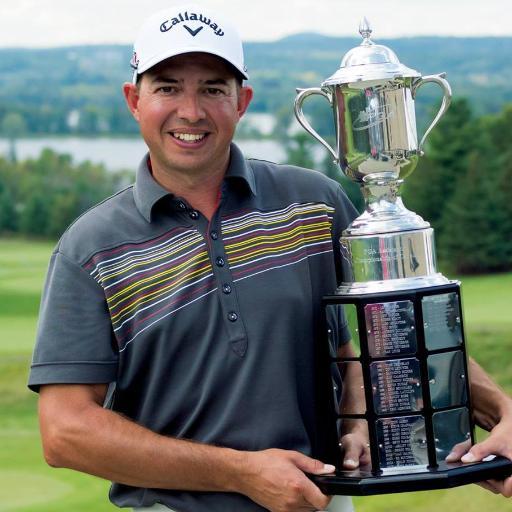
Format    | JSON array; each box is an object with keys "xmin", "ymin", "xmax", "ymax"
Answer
[
  {"xmin": 339, "ymin": 420, "xmax": 371, "ymax": 470},
  {"xmin": 339, "ymin": 432, "xmax": 371, "ymax": 470},
  {"xmin": 239, "ymin": 448, "xmax": 334, "ymax": 512},
  {"xmin": 446, "ymin": 411, "xmax": 512, "ymax": 497}
]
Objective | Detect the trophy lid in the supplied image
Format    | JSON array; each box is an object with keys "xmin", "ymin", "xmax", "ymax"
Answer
[{"xmin": 323, "ymin": 18, "xmax": 420, "ymax": 86}]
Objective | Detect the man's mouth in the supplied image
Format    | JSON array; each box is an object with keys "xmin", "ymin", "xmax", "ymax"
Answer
[{"xmin": 171, "ymin": 132, "xmax": 207, "ymax": 143}]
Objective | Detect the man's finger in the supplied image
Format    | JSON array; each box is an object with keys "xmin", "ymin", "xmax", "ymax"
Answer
[
  {"xmin": 477, "ymin": 481, "xmax": 500, "ymax": 494},
  {"xmin": 486, "ymin": 477, "xmax": 512, "ymax": 498},
  {"xmin": 291, "ymin": 452, "xmax": 336, "ymax": 475},
  {"xmin": 342, "ymin": 438, "xmax": 363, "ymax": 469},
  {"xmin": 445, "ymin": 439, "xmax": 471, "ymax": 462},
  {"xmin": 300, "ymin": 478, "xmax": 332, "ymax": 511},
  {"xmin": 461, "ymin": 438, "xmax": 496, "ymax": 463}
]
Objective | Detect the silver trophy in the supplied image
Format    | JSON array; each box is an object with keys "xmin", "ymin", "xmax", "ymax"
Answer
[{"xmin": 295, "ymin": 19, "xmax": 512, "ymax": 494}]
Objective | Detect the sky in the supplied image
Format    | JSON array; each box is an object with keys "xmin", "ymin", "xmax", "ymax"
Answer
[{"xmin": 0, "ymin": 0, "xmax": 510, "ymax": 48}]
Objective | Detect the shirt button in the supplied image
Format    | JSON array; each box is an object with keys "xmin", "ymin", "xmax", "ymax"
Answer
[
  {"xmin": 215, "ymin": 257, "xmax": 225, "ymax": 267},
  {"xmin": 177, "ymin": 201, "xmax": 187, "ymax": 210},
  {"xmin": 228, "ymin": 312, "xmax": 238, "ymax": 322},
  {"xmin": 210, "ymin": 230, "xmax": 218, "ymax": 240},
  {"xmin": 222, "ymin": 283, "xmax": 232, "ymax": 294},
  {"xmin": 189, "ymin": 210, "xmax": 199, "ymax": 220}
]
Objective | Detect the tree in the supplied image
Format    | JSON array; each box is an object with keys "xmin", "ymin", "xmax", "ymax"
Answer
[
  {"xmin": 403, "ymin": 98, "xmax": 478, "ymax": 239},
  {"xmin": 0, "ymin": 148, "xmax": 131, "ymax": 239},
  {"xmin": 19, "ymin": 192, "xmax": 51, "ymax": 236},
  {"xmin": 0, "ymin": 185, "xmax": 17, "ymax": 232},
  {"xmin": 1, "ymin": 112, "xmax": 27, "ymax": 162},
  {"xmin": 493, "ymin": 150, "xmax": 512, "ymax": 270},
  {"xmin": 438, "ymin": 151, "xmax": 504, "ymax": 273},
  {"xmin": 284, "ymin": 132, "xmax": 316, "ymax": 169},
  {"xmin": 0, "ymin": 158, "xmax": 19, "ymax": 232},
  {"xmin": 319, "ymin": 151, "xmax": 364, "ymax": 214}
]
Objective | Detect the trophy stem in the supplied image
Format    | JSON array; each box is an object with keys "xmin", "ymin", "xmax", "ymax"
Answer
[
  {"xmin": 362, "ymin": 172, "xmax": 403, "ymax": 216},
  {"xmin": 347, "ymin": 172, "xmax": 429, "ymax": 237}
]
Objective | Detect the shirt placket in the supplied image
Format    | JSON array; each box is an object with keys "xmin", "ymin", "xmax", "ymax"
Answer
[{"xmin": 177, "ymin": 198, "xmax": 248, "ymax": 358}]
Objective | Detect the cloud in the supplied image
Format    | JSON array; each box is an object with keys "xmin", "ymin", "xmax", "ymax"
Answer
[{"xmin": 0, "ymin": 0, "xmax": 510, "ymax": 47}]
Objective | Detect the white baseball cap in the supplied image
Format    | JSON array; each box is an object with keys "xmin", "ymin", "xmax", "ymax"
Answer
[{"xmin": 131, "ymin": 4, "xmax": 249, "ymax": 83}]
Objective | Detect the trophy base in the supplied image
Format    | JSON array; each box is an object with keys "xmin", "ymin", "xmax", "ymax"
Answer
[{"xmin": 312, "ymin": 457, "xmax": 512, "ymax": 495}]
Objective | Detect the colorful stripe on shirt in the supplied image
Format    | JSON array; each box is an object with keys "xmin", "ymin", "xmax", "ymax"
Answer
[
  {"xmin": 221, "ymin": 202, "xmax": 335, "ymax": 282},
  {"xmin": 84, "ymin": 202, "xmax": 335, "ymax": 351},
  {"xmin": 84, "ymin": 227, "xmax": 216, "ymax": 350}
]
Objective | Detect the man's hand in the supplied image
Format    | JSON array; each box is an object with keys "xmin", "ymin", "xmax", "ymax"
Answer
[
  {"xmin": 444, "ymin": 357, "xmax": 512, "ymax": 498},
  {"xmin": 339, "ymin": 429, "xmax": 371, "ymax": 470},
  {"xmin": 238, "ymin": 449, "xmax": 334, "ymax": 512},
  {"xmin": 445, "ymin": 411, "xmax": 512, "ymax": 497},
  {"xmin": 39, "ymin": 385, "xmax": 332, "ymax": 507}
]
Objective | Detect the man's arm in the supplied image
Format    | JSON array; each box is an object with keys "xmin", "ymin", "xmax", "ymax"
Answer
[
  {"xmin": 445, "ymin": 357, "xmax": 512, "ymax": 497},
  {"xmin": 39, "ymin": 384, "xmax": 334, "ymax": 512}
]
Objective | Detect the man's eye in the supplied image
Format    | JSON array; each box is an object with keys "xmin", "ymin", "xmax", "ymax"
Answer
[
  {"xmin": 158, "ymin": 86, "xmax": 176, "ymax": 94},
  {"xmin": 206, "ymin": 88, "xmax": 224, "ymax": 96}
]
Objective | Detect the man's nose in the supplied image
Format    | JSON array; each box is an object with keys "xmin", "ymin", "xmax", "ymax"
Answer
[{"xmin": 177, "ymin": 92, "xmax": 206, "ymax": 123}]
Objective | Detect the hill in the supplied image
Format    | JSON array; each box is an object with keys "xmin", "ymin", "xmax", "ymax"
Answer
[{"xmin": 0, "ymin": 34, "xmax": 511, "ymax": 135}]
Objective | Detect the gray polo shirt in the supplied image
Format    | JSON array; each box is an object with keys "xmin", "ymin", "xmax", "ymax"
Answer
[{"xmin": 29, "ymin": 143, "xmax": 357, "ymax": 512}]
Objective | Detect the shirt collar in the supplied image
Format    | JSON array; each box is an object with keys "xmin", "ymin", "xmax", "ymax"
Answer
[
  {"xmin": 224, "ymin": 143, "xmax": 257, "ymax": 197},
  {"xmin": 133, "ymin": 155, "xmax": 171, "ymax": 222},
  {"xmin": 133, "ymin": 143, "xmax": 256, "ymax": 223}
]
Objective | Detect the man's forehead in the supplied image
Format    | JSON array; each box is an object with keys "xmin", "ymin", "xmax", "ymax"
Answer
[{"xmin": 146, "ymin": 52, "xmax": 236, "ymax": 80}]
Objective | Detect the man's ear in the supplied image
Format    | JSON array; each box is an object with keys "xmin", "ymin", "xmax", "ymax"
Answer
[
  {"xmin": 237, "ymin": 85, "xmax": 254, "ymax": 119},
  {"xmin": 123, "ymin": 82, "xmax": 141, "ymax": 122}
]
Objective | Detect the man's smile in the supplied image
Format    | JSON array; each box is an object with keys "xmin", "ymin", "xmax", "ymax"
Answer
[{"xmin": 170, "ymin": 131, "xmax": 209, "ymax": 145}]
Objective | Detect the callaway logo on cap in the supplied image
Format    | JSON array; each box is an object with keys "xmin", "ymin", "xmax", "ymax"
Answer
[{"xmin": 131, "ymin": 4, "xmax": 249, "ymax": 83}]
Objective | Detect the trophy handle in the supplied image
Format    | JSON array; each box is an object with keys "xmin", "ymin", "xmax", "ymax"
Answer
[
  {"xmin": 294, "ymin": 87, "xmax": 338, "ymax": 162},
  {"xmin": 412, "ymin": 74, "xmax": 452, "ymax": 154}
]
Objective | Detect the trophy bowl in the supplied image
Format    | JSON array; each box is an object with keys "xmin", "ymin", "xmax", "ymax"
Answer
[{"xmin": 294, "ymin": 17, "xmax": 451, "ymax": 184}]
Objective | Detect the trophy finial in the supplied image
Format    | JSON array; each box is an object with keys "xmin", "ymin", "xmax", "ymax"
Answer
[{"xmin": 359, "ymin": 17, "xmax": 372, "ymax": 43}]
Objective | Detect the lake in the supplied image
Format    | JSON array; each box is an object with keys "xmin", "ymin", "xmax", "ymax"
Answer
[{"xmin": 0, "ymin": 136, "xmax": 325, "ymax": 172}]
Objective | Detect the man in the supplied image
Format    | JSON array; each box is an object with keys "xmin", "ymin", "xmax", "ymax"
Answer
[{"xmin": 29, "ymin": 4, "xmax": 512, "ymax": 512}]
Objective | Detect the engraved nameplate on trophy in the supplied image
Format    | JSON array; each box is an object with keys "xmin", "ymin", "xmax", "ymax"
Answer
[
  {"xmin": 422, "ymin": 293, "xmax": 462, "ymax": 350},
  {"xmin": 370, "ymin": 358, "xmax": 423, "ymax": 414},
  {"xmin": 365, "ymin": 301, "xmax": 416, "ymax": 357},
  {"xmin": 376, "ymin": 416, "xmax": 428, "ymax": 468}
]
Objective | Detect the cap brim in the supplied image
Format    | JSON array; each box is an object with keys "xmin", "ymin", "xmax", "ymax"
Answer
[{"xmin": 137, "ymin": 46, "xmax": 249, "ymax": 80}]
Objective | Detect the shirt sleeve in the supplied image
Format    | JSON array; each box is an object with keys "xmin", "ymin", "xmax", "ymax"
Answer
[
  {"xmin": 331, "ymin": 184, "xmax": 359, "ymax": 284},
  {"xmin": 28, "ymin": 250, "xmax": 118, "ymax": 392},
  {"xmin": 329, "ymin": 184, "xmax": 360, "ymax": 345}
]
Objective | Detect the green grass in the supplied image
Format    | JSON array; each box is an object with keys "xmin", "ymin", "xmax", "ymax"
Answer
[
  {"xmin": 460, "ymin": 273, "xmax": 512, "ymax": 328},
  {"xmin": 1, "ymin": 237, "xmax": 511, "ymax": 511},
  {"xmin": 0, "ymin": 238, "xmax": 117, "ymax": 511}
]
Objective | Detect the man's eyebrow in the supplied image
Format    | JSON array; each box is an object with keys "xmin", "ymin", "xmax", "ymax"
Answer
[
  {"xmin": 203, "ymin": 78, "xmax": 229, "ymax": 86},
  {"xmin": 152, "ymin": 77, "xmax": 179, "ymax": 84},
  {"xmin": 149, "ymin": 77, "xmax": 229, "ymax": 86}
]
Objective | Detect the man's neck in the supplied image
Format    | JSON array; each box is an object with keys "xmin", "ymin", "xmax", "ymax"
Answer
[{"xmin": 150, "ymin": 157, "xmax": 228, "ymax": 221}]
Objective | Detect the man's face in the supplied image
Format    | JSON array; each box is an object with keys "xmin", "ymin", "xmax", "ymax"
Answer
[{"xmin": 123, "ymin": 53, "xmax": 253, "ymax": 178}]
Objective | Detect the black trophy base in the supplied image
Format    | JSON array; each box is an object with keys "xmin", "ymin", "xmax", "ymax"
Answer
[{"xmin": 312, "ymin": 457, "xmax": 512, "ymax": 495}]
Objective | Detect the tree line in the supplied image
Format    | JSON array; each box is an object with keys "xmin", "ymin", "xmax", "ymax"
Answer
[
  {"xmin": 0, "ymin": 149, "xmax": 130, "ymax": 239},
  {"xmin": 403, "ymin": 99, "xmax": 512, "ymax": 274}
]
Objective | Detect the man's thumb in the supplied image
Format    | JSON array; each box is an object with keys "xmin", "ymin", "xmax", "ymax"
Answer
[{"xmin": 292, "ymin": 453, "xmax": 336, "ymax": 475}]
